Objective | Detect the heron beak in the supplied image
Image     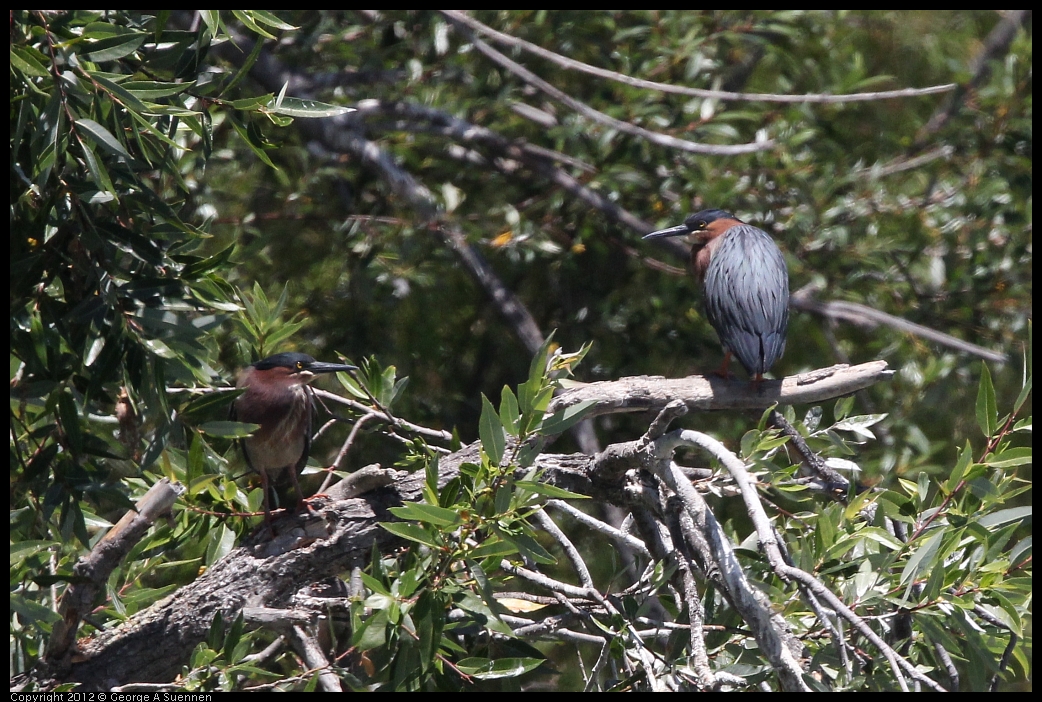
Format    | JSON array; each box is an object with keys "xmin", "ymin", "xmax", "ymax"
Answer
[
  {"xmin": 307, "ymin": 361, "xmax": 358, "ymax": 375},
  {"xmin": 643, "ymin": 224, "xmax": 691, "ymax": 240}
]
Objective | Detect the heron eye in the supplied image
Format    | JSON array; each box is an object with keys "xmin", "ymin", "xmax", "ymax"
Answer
[{"xmin": 296, "ymin": 361, "xmax": 304, "ymax": 370}]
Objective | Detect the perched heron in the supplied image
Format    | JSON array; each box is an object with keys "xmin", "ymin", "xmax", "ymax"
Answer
[
  {"xmin": 230, "ymin": 352, "xmax": 356, "ymax": 519},
  {"xmin": 644, "ymin": 209, "xmax": 789, "ymax": 381}
]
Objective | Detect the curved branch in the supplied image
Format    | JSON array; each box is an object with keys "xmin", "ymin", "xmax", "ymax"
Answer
[
  {"xmin": 442, "ymin": 10, "xmax": 956, "ymax": 105},
  {"xmin": 791, "ymin": 287, "xmax": 1009, "ymax": 363},
  {"xmin": 443, "ymin": 13, "xmax": 774, "ymax": 155},
  {"xmin": 667, "ymin": 429, "xmax": 947, "ymax": 692}
]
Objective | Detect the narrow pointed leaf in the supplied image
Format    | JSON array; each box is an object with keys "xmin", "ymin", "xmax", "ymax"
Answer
[{"xmin": 479, "ymin": 394, "xmax": 506, "ymax": 466}]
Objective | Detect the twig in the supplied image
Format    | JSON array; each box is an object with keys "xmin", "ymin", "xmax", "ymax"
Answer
[
  {"xmin": 499, "ymin": 559, "xmax": 592, "ymax": 600},
  {"xmin": 533, "ymin": 509, "xmax": 594, "ymax": 589},
  {"xmin": 324, "ymin": 411, "xmax": 381, "ymax": 491},
  {"xmin": 546, "ymin": 499, "xmax": 651, "ymax": 558},
  {"xmin": 768, "ymin": 409, "xmax": 850, "ymax": 495}
]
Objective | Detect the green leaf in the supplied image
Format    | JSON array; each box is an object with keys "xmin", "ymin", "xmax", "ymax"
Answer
[
  {"xmin": 11, "ymin": 46, "xmax": 50, "ymax": 77},
  {"xmin": 379, "ymin": 521, "xmax": 442, "ymax": 549},
  {"xmin": 976, "ymin": 362, "xmax": 997, "ymax": 438},
  {"xmin": 388, "ymin": 503, "xmax": 461, "ymax": 527},
  {"xmin": 264, "ymin": 96, "xmax": 355, "ymax": 118},
  {"xmin": 121, "ymin": 80, "xmax": 193, "ymax": 99},
  {"xmin": 978, "ymin": 506, "xmax": 1032, "ymax": 529},
  {"xmin": 83, "ymin": 31, "xmax": 146, "ymax": 62},
  {"xmin": 10, "ymin": 540, "xmax": 60, "ymax": 567},
  {"xmin": 456, "ymin": 657, "xmax": 544, "ymax": 680},
  {"xmin": 223, "ymin": 612, "xmax": 244, "ymax": 662},
  {"xmin": 983, "ymin": 447, "xmax": 1032, "ymax": 468},
  {"xmin": 77, "ymin": 137, "xmax": 116, "ymax": 197},
  {"xmin": 229, "ymin": 95, "xmax": 275, "ymax": 111},
  {"xmin": 479, "ymin": 394, "xmax": 506, "ymax": 466},
  {"xmin": 231, "ymin": 10, "xmax": 278, "ymax": 39},
  {"xmin": 197, "ymin": 10, "xmax": 221, "ymax": 36},
  {"xmin": 360, "ymin": 572, "xmax": 391, "ymax": 597},
  {"xmin": 944, "ymin": 442, "xmax": 973, "ymax": 494},
  {"xmin": 205, "ymin": 524, "xmax": 236, "ymax": 566},
  {"xmin": 75, "ymin": 118, "xmax": 132, "ymax": 159},
  {"xmin": 833, "ymin": 413, "xmax": 887, "ymax": 439},
  {"xmin": 229, "ymin": 115, "xmax": 277, "ymax": 169},
  {"xmin": 539, "ymin": 399, "xmax": 597, "ymax": 436},
  {"xmin": 250, "ymin": 10, "xmax": 299, "ymax": 31},
  {"xmin": 834, "ymin": 395, "xmax": 855, "ymax": 421},
  {"xmin": 1014, "ymin": 372, "xmax": 1031, "ymax": 414},
  {"xmin": 499, "ymin": 386, "xmax": 520, "ymax": 435},
  {"xmin": 901, "ymin": 528, "xmax": 944, "ymax": 585},
  {"xmin": 424, "ymin": 455, "xmax": 440, "ymax": 506},
  {"xmin": 520, "ymin": 386, "xmax": 555, "ymax": 436},
  {"xmin": 91, "ymin": 73, "xmax": 150, "ymax": 112},
  {"xmin": 510, "ymin": 532, "xmax": 556, "ymax": 565},
  {"xmin": 468, "ymin": 538, "xmax": 518, "ymax": 560},
  {"xmin": 200, "ymin": 420, "xmax": 259, "ymax": 438},
  {"xmin": 513, "ymin": 479, "xmax": 590, "ymax": 500},
  {"xmin": 519, "ymin": 333, "xmax": 554, "ymax": 420}
]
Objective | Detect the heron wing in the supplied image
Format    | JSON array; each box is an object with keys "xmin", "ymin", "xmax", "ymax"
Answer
[{"xmin": 703, "ymin": 225, "xmax": 789, "ymax": 376}]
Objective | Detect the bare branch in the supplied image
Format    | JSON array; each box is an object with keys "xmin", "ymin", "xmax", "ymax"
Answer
[
  {"xmin": 550, "ymin": 361, "xmax": 894, "ymax": 418},
  {"xmin": 853, "ymin": 145, "xmax": 955, "ymax": 178},
  {"xmin": 667, "ymin": 429, "xmax": 947, "ymax": 692},
  {"xmin": 290, "ymin": 625, "xmax": 342, "ymax": 692},
  {"xmin": 442, "ymin": 13, "xmax": 774, "ymax": 155},
  {"xmin": 499, "ymin": 559, "xmax": 592, "ymax": 600},
  {"xmin": 533, "ymin": 509, "xmax": 595, "ymax": 589},
  {"xmin": 442, "ymin": 11, "xmax": 955, "ymax": 105},
  {"xmin": 768, "ymin": 409, "xmax": 849, "ymax": 494},
  {"xmin": 44, "ymin": 479, "xmax": 184, "ymax": 663},
  {"xmin": 791, "ymin": 287, "xmax": 1009, "ymax": 363},
  {"xmin": 640, "ymin": 438, "xmax": 809, "ymax": 691},
  {"xmin": 547, "ymin": 499, "xmax": 651, "ymax": 558},
  {"xmin": 347, "ymin": 99, "xmax": 656, "ymax": 235}
]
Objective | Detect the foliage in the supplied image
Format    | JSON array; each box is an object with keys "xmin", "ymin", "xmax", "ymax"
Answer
[
  {"xmin": 8, "ymin": 8, "xmax": 370, "ymax": 678},
  {"xmin": 10, "ymin": 9, "xmax": 1030, "ymax": 692},
  {"xmin": 353, "ymin": 337, "xmax": 591, "ymax": 690}
]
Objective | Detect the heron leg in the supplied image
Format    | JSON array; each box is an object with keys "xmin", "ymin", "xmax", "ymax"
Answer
[
  {"xmin": 711, "ymin": 351, "xmax": 735, "ymax": 379},
  {"xmin": 259, "ymin": 470, "xmax": 277, "ymax": 536},
  {"xmin": 290, "ymin": 468, "xmax": 325, "ymax": 513}
]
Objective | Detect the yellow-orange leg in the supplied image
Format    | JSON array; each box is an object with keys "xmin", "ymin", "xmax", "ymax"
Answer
[{"xmin": 712, "ymin": 351, "xmax": 734, "ymax": 379}]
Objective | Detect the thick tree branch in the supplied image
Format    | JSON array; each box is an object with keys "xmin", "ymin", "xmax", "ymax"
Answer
[{"xmin": 550, "ymin": 361, "xmax": 893, "ymax": 417}]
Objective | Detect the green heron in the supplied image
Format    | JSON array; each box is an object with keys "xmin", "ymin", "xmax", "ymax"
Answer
[
  {"xmin": 230, "ymin": 352, "xmax": 357, "ymax": 519},
  {"xmin": 644, "ymin": 209, "xmax": 789, "ymax": 381}
]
